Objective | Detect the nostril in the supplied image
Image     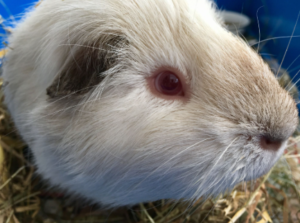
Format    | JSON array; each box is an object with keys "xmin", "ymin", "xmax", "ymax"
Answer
[{"xmin": 259, "ymin": 135, "xmax": 282, "ymax": 151}]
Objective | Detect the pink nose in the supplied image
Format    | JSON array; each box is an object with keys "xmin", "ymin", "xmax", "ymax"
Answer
[{"xmin": 259, "ymin": 135, "xmax": 282, "ymax": 151}]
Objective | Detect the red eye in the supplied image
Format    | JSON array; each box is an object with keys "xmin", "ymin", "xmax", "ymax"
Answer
[{"xmin": 155, "ymin": 71, "xmax": 183, "ymax": 96}]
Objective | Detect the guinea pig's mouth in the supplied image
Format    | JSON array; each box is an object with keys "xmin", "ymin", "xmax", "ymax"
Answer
[{"xmin": 239, "ymin": 136, "xmax": 288, "ymax": 181}]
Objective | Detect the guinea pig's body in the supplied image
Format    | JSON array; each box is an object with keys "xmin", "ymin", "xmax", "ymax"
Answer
[{"xmin": 2, "ymin": 0, "xmax": 298, "ymax": 207}]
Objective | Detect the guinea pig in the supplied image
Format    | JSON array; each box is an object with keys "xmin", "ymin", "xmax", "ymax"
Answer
[{"xmin": 2, "ymin": 0, "xmax": 298, "ymax": 207}]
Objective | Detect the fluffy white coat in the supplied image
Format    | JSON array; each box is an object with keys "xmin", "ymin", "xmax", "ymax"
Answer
[{"xmin": 2, "ymin": 0, "xmax": 298, "ymax": 207}]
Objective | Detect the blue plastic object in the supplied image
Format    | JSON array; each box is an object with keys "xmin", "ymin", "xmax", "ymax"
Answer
[
  {"xmin": 0, "ymin": 0, "xmax": 36, "ymax": 43},
  {"xmin": 216, "ymin": 0, "xmax": 300, "ymax": 84},
  {"xmin": 0, "ymin": 0, "xmax": 35, "ymax": 19}
]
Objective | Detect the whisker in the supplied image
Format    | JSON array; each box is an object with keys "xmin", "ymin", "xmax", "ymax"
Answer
[
  {"xmin": 279, "ymin": 54, "xmax": 300, "ymax": 89},
  {"xmin": 127, "ymin": 139, "xmax": 212, "ymax": 194},
  {"xmin": 287, "ymin": 64, "xmax": 300, "ymax": 73},
  {"xmin": 192, "ymin": 137, "xmax": 238, "ymax": 198},
  {"xmin": 285, "ymin": 54, "xmax": 300, "ymax": 73},
  {"xmin": 249, "ymin": 35, "xmax": 300, "ymax": 47},
  {"xmin": 276, "ymin": 11, "xmax": 300, "ymax": 78},
  {"xmin": 255, "ymin": 17, "xmax": 283, "ymax": 51},
  {"xmin": 286, "ymin": 69, "xmax": 300, "ymax": 92},
  {"xmin": 256, "ymin": 6, "xmax": 264, "ymax": 53}
]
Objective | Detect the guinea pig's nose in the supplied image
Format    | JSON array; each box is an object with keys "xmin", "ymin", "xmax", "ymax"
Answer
[{"xmin": 259, "ymin": 135, "xmax": 282, "ymax": 151}]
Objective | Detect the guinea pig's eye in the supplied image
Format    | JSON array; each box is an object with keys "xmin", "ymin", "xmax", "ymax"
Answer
[{"xmin": 155, "ymin": 71, "xmax": 183, "ymax": 96}]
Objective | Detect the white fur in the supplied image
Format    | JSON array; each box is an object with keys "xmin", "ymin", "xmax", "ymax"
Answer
[{"xmin": 2, "ymin": 0, "xmax": 298, "ymax": 207}]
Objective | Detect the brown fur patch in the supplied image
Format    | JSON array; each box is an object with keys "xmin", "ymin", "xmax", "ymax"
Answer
[{"xmin": 47, "ymin": 36, "xmax": 126, "ymax": 98}]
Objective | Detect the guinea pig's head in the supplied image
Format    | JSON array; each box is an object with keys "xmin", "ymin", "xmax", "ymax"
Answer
[{"xmin": 15, "ymin": 0, "xmax": 298, "ymax": 206}]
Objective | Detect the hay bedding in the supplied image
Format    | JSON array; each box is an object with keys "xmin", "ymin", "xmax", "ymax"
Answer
[{"xmin": 0, "ymin": 11, "xmax": 300, "ymax": 223}]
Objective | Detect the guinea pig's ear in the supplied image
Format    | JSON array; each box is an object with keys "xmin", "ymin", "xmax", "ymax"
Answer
[{"xmin": 47, "ymin": 36, "xmax": 127, "ymax": 98}]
